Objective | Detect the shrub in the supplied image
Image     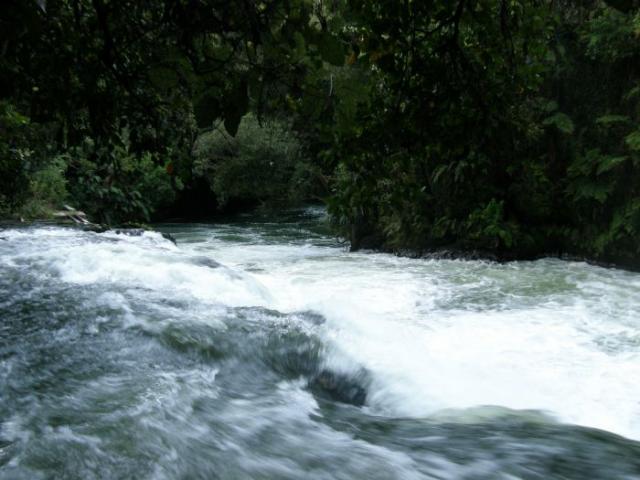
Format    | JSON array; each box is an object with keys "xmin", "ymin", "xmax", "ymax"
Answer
[
  {"xmin": 18, "ymin": 155, "xmax": 68, "ymax": 218},
  {"xmin": 193, "ymin": 114, "xmax": 317, "ymax": 209},
  {"xmin": 0, "ymin": 101, "xmax": 31, "ymax": 214},
  {"xmin": 68, "ymin": 132, "xmax": 175, "ymax": 224}
]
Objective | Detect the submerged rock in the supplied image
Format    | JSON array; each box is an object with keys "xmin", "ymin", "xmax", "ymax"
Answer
[
  {"xmin": 82, "ymin": 224, "xmax": 109, "ymax": 233},
  {"xmin": 161, "ymin": 232, "xmax": 177, "ymax": 245},
  {"xmin": 83, "ymin": 225, "xmax": 178, "ymax": 245},
  {"xmin": 190, "ymin": 256, "xmax": 222, "ymax": 269},
  {"xmin": 296, "ymin": 310, "xmax": 326, "ymax": 326},
  {"xmin": 309, "ymin": 370, "xmax": 367, "ymax": 407},
  {"xmin": 112, "ymin": 228, "xmax": 146, "ymax": 237}
]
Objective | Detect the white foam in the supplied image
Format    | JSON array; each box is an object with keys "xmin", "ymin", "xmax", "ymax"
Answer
[
  {"xmin": 4, "ymin": 225, "xmax": 640, "ymax": 439},
  {"xmin": 200, "ymin": 239, "xmax": 640, "ymax": 439}
]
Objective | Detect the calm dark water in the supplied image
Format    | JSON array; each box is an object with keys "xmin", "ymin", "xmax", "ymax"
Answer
[{"xmin": 1, "ymin": 208, "xmax": 640, "ymax": 479}]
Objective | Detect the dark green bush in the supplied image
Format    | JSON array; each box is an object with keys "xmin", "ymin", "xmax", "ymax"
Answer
[
  {"xmin": 0, "ymin": 101, "xmax": 69, "ymax": 218},
  {"xmin": 193, "ymin": 115, "xmax": 318, "ymax": 209},
  {"xmin": 0, "ymin": 102, "xmax": 32, "ymax": 214},
  {"xmin": 68, "ymin": 132, "xmax": 175, "ymax": 224}
]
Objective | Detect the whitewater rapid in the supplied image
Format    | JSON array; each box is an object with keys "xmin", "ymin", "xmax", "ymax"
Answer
[
  {"xmin": 2, "ymin": 211, "xmax": 640, "ymax": 479},
  {"xmin": 3, "ymin": 218, "xmax": 640, "ymax": 439},
  {"xmin": 174, "ymin": 221, "xmax": 640, "ymax": 440}
]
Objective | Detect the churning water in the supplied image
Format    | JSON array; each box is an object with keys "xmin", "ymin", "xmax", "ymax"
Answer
[{"xmin": 1, "ymin": 208, "xmax": 640, "ymax": 479}]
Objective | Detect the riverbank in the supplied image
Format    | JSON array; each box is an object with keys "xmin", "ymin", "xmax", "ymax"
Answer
[
  {"xmin": 348, "ymin": 226, "xmax": 640, "ymax": 273},
  {"xmin": 388, "ymin": 246, "xmax": 640, "ymax": 274},
  {"xmin": 4, "ymin": 207, "xmax": 640, "ymax": 274}
]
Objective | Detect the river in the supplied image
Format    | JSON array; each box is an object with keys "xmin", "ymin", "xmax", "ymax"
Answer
[{"xmin": 1, "ymin": 208, "xmax": 640, "ymax": 479}]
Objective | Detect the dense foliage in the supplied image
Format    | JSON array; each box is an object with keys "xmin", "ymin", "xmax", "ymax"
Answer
[
  {"xmin": 1, "ymin": 0, "xmax": 640, "ymax": 266},
  {"xmin": 194, "ymin": 114, "xmax": 322, "ymax": 209},
  {"xmin": 317, "ymin": 0, "xmax": 640, "ymax": 267},
  {"xmin": 0, "ymin": 0, "xmax": 334, "ymax": 221}
]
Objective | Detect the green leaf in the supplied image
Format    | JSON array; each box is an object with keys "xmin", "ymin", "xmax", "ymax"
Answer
[
  {"xmin": 625, "ymin": 130, "xmax": 640, "ymax": 151},
  {"xmin": 543, "ymin": 112, "xmax": 574, "ymax": 134},
  {"xmin": 431, "ymin": 164, "xmax": 449, "ymax": 184},
  {"xmin": 573, "ymin": 181, "xmax": 612, "ymax": 203},
  {"xmin": 624, "ymin": 86, "xmax": 640, "ymax": 101},
  {"xmin": 595, "ymin": 114, "xmax": 630, "ymax": 125},
  {"xmin": 596, "ymin": 155, "xmax": 627, "ymax": 175}
]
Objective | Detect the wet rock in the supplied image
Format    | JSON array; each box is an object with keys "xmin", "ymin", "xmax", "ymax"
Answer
[
  {"xmin": 161, "ymin": 232, "xmax": 177, "ymax": 245},
  {"xmin": 83, "ymin": 225, "xmax": 177, "ymax": 245},
  {"xmin": 190, "ymin": 256, "xmax": 222, "ymax": 269},
  {"xmin": 309, "ymin": 370, "xmax": 367, "ymax": 407},
  {"xmin": 112, "ymin": 228, "xmax": 146, "ymax": 237},
  {"xmin": 82, "ymin": 224, "xmax": 109, "ymax": 233},
  {"xmin": 296, "ymin": 311, "xmax": 326, "ymax": 326}
]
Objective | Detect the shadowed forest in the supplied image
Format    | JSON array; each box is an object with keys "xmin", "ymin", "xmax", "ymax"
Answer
[{"xmin": 2, "ymin": 0, "xmax": 640, "ymax": 266}]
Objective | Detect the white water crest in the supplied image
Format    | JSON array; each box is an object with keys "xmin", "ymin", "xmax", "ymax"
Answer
[
  {"xmin": 178, "ymin": 224, "xmax": 640, "ymax": 440},
  {"xmin": 2, "ymin": 219, "xmax": 640, "ymax": 443}
]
